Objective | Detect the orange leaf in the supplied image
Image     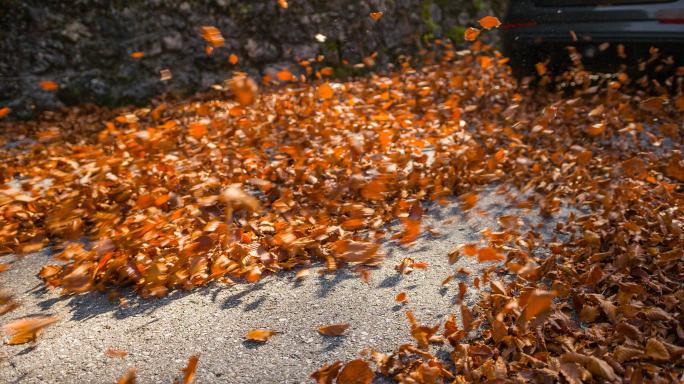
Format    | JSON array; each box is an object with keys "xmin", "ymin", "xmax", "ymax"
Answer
[
  {"xmin": 462, "ymin": 244, "xmax": 478, "ymax": 256},
  {"xmin": 319, "ymin": 323, "xmax": 350, "ymax": 336},
  {"xmin": 2, "ymin": 316, "xmax": 58, "ymax": 345},
  {"xmin": 130, "ymin": 51, "xmax": 145, "ymax": 59},
  {"xmin": 311, "ymin": 361, "xmax": 342, "ymax": 384},
  {"xmin": 180, "ymin": 354, "xmax": 199, "ymax": 384},
  {"xmin": 464, "ymin": 27, "xmax": 480, "ymax": 41},
  {"xmin": 277, "ymin": 0, "xmax": 288, "ymax": 9},
  {"xmin": 523, "ymin": 289, "xmax": 555, "ymax": 321},
  {"xmin": 370, "ymin": 12, "xmax": 383, "ymax": 21},
  {"xmin": 0, "ymin": 107, "xmax": 9, "ymax": 118},
  {"xmin": 106, "ymin": 348, "xmax": 128, "ymax": 358},
  {"xmin": 479, "ymin": 16, "xmax": 501, "ymax": 29},
  {"xmin": 117, "ymin": 368, "xmax": 136, "ymax": 384},
  {"xmin": 277, "ymin": 69, "xmax": 294, "ymax": 82},
  {"xmin": 586, "ymin": 122, "xmax": 606, "ymax": 137},
  {"xmin": 39, "ymin": 80, "xmax": 59, "ymax": 91},
  {"xmin": 229, "ymin": 54, "xmax": 239, "ymax": 65},
  {"xmin": 477, "ymin": 247, "xmax": 504, "ymax": 262},
  {"xmin": 337, "ymin": 359, "xmax": 374, "ymax": 384},
  {"xmin": 245, "ymin": 329, "xmax": 278, "ymax": 342},
  {"xmin": 201, "ymin": 26, "xmax": 224, "ymax": 47},
  {"xmin": 460, "ymin": 192, "xmax": 478, "ymax": 210},
  {"xmin": 188, "ymin": 122, "xmax": 207, "ymax": 138},
  {"xmin": 395, "ymin": 292, "xmax": 407, "ymax": 302},
  {"xmin": 317, "ymin": 82, "xmax": 334, "ymax": 99}
]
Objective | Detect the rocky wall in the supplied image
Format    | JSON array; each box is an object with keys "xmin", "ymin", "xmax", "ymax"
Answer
[{"xmin": 0, "ymin": 0, "xmax": 504, "ymax": 119}]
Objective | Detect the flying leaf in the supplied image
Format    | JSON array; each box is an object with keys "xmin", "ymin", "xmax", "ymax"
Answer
[
  {"xmin": 130, "ymin": 51, "xmax": 144, "ymax": 59},
  {"xmin": 522, "ymin": 289, "xmax": 555, "ymax": 321},
  {"xmin": 317, "ymin": 82, "xmax": 334, "ymax": 99},
  {"xmin": 229, "ymin": 54, "xmax": 239, "ymax": 65},
  {"xmin": 464, "ymin": 27, "xmax": 480, "ymax": 41},
  {"xmin": 39, "ymin": 81, "xmax": 59, "ymax": 91},
  {"xmin": 479, "ymin": 16, "xmax": 501, "ymax": 29},
  {"xmin": 370, "ymin": 12, "xmax": 383, "ymax": 21},
  {"xmin": 180, "ymin": 354, "xmax": 199, "ymax": 384},
  {"xmin": 2, "ymin": 316, "xmax": 58, "ymax": 345},
  {"xmin": 117, "ymin": 368, "xmax": 136, "ymax": 384}
]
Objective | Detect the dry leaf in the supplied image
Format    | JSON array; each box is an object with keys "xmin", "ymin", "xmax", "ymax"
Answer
[
  {"xmin": 319, "ymin": 323, "xmax": 350, "ymax": 336},
  {"xmin": 245, "ymin": 329, "xmax": 277, "ymax": 342}
]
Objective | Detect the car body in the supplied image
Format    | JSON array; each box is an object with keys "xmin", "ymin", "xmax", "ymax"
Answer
[{"xmin": 501, "ymin": 0, "xmax": 684, "ymax": 76}]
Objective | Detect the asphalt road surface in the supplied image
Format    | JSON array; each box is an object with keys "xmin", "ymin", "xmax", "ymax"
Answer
[{"xmin": 0, "ymin": 187, "xmax": 565, "ymax": 383}]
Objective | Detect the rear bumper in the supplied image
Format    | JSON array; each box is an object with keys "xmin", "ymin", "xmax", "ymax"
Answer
[{"xmin": 501, "ymin": 20, "xmax": 684, "ymax": 45}]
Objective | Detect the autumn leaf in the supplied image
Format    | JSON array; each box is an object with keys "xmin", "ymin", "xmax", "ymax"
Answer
[
  {"xmin": 117, "ymin": 367, "xmax": 136, "ymax": 384},
  {"xmin": 0, "ymin": 107, "xmax": 9, "ymax": 118},
  {"xmin": 180, "ymin": 354, "xmax": 199, "ymax": 384},
  {"xmin": 106, "ymin": 348, "xmax": 129, "ymax": 358},
  {"xmin": 319, "ymin": 323, "xmax": 350, "ymax": 336},
  {"xmin": 277, "ymin": 0, "xmax": 288, "ymax": 9},
  {"xmin": 245, "ymin": 329, "xmax": 278, "ymax": 342},
  {"xmin": 229, "ymin": 53, "xmax": 239, "ymax": 65},
  {"xmin": 130, "ymin": 51, "xmax": 145, "ymax": 59},
  {"xmin": 522, "ymin": 290, "xmax": 555, "ymax": 321},
  {"xmin": 370, "ymin": 12, "xmax": 383, "ymax": 21},
  {"xmin": 337, "ymin": 359, "xmax": 374, "ymax": 384},
  {"xmin": 2, "ymin": 316, "xmax": 58, "ymax": 345},
  {"xmin": 464, "ymin": 27, "xmax": 480, "ymax": 41},
  {"xmin": 311, "ymin": 361, "xmax": 342, "ymax": 384},
  {"xmin": 479, "ymin": 16, "xmax": 501, "ymax": 29},
  {"xmin": 317, "ymin": 82, "xmax": 334, "ymax": 99},
  {"xmin": 201, "ymin": 26, "xmax": 224, "ymax": 47},
  {"xmin": 395, "ymin": 292, "xmax": 407, "ymax": 302},
  {"xmin": 39, "ymin": 80, "xmax": 59, "ymax": 91}
]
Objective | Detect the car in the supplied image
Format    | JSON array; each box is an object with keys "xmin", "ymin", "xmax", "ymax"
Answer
[{"xmin": 501, "ymin": 0, "xmax": 684, "ymax": 77}]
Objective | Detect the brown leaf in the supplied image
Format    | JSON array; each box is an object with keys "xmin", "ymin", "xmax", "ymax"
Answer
[
  {"xmin": 311, "ymin": 361, "xmax": 342, "ymax": 384},
  {"xmin": 245, "ymin": 329, "xmax": 278, "ymax": 342},
  {"xmin": 117, "ymin": 367, "xmax": 137, "ymax": 384},
  {"xmin": 106, "ymin": 348, "xmax": 129, "ymax": 358},
  {"xmin": 337, "ymin": 359, "xmax": 374, "ymax": 384},
  {"xmin": 319, "ymin": 323, "xmax": 350, "ymax": 336},
  {"xmin": 2, "ymin": 316, "xmax": 58, "ymax": 345},
  {"xmin": 522, "ymin": 290, "xmax": 555, "ymax": 321},
  {"xmin": 644, "ymin": 338, "xmax": 670, "ymax": 361}
]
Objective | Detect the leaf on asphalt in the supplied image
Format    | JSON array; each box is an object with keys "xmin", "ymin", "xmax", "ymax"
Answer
[
  {"xmin": 179, "ymin": 354, "xmax": 199, "ymax": 384},
  {"xmin": 245, "ymin": 329, "xmax": 278, "ymax": 342},
  {"xmin": 319, "ymin": 323, "xmax": 350, "ymax": 336},
  {"xmin": 311, "ymin": 361, "xmax": 342, "ymax": 384},
  {"xmin": 117, "ymin": 367, "xmax": 137, "ymax": 384},
  {"xmin": 336, "ymin": 359, "xmax": 374, "ymax": 384},
  {"xmin": 106, "ymin": 348, "xmax": 129, "ymax": 358}
]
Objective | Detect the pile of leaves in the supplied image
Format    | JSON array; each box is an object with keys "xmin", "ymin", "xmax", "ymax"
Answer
[{"xmin": 0, "ymin": 18, "xmax": 683, "ymax": 383}]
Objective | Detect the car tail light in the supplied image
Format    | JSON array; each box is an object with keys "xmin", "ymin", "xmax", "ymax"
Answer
[
  {"xmin": 656, "ymin": 9, "xmax": 684, "ymax": 24},
  {"xmin": 501, "ymin": 20, "xmax": 538, "ymax": 29},
  {"xmin": 658, "ymin": 18, "xmax": 684, "ymax": 24}
]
